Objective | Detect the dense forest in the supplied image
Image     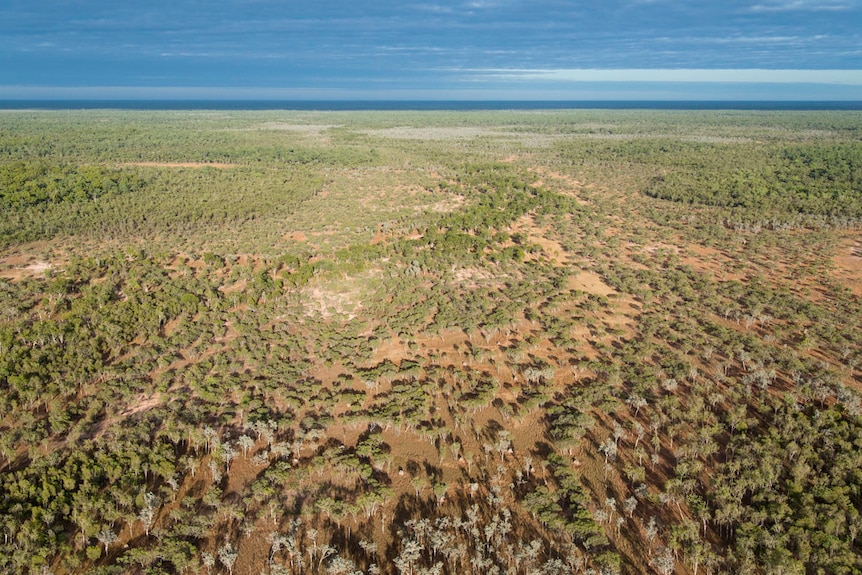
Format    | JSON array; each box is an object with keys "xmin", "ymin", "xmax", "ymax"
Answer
[{"xmin": 0, "ymin": 109, "xmax": 860, "ymax": 575}]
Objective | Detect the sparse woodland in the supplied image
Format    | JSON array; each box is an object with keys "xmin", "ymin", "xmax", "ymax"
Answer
[{"xmin": 0, "ymin": 109, "xmax": 860, "ymax": 575}]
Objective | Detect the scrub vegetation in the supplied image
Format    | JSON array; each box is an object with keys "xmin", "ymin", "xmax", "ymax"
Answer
[{"xmin": 0, "ymin": 109, "xmax": 860, "ymax": 575}]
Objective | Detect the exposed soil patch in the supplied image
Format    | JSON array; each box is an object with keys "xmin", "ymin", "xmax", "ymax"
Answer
[
  {"xmin": 424, "ymin": 194, "xmax": 465, "ymax": 213},
  {"xmin": 508, "ymin": 214, "xmax": 568, "ymax": 266},
  {"xmin": 0, "ymin": 252, "xmax": 56, "ymax": 281},
  {"xmin": 371, "ymin": 336, "xmax": 411, "ymax": 366},
  {"xmin": 256, "ymin": 122, "xmax": 339, "ymax": 132},
  {"xmin": 360, "ymin": 126, "xmax": 512, "ymax": 140},
  {"xmin": 452, "ymin": 266, "xmax": 496, "ymax": 289},
  {"xmin": 530, "ymin": 168, "xmax": 593, "ymax": 205},
  {"xmin": 567, "ymin": 271, "xmax": 616, "ymax": 296},
  {"xmin": 219, "ymin": 278, "xmax": 248, "ymax": 294},
  {"xmin": 833, "ymin": 236, "xmax": 862, "ymax": 297},
  {"xmin": 303, "ymin": 274, "xmax": 372, "ymax": 320}
]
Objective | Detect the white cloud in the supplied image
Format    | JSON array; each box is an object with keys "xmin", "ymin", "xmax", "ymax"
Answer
[
  {"xmin": 414, "ymin": 4, "xmax": 455, "ymax": 14},
  {"xmin": 697, "ymin": 36, "xmax": 802, "ymax": 44},
  {"xmin": 462, "ymin": 68, "xmax": 862, "ymax": 85},
  {"xmin": 748, "ymin": 0, "xmax": 854, "ymax": 12}
]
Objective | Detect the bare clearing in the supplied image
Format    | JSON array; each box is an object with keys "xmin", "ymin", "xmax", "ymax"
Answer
[
  {"xmin": 256, "ymin": 122, "xmax": 340, "ymax": 132},
  {"xmin": 834, "ymin": 236, "xmax": 862, "ymax": 296},
  {"xmin": 509, "ymin": 213, "xmax": 568, "ymax": 266},
  {"xmin": 567, "ymin": 271, "xmax": 616, "ymax": 296},
  {"xmin": 360, "ymin": 126, "xmax": 514, "ymax": 140},
  {"xmin": 0, "ymin": 253, "xmax": 55, "ymax": 280},
  {"xmin": 303, "ymin": 277, "xmax": 370, "ymax": 319}
]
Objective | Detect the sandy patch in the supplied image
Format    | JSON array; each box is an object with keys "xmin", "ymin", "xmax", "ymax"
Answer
[
  {"xmin": 640, "ymin": 244, "xmax": 679, "ymax": 255},
  {"xmin": 360, "ymin": 126, "xmax": 511, "ymax": 140},
  {"xmin": 508, "ymin": 214, "xmax": 568, "ymax": 266},
  {"xmin": 452, "ymin": 266, "xmax": 495, "ymax": 289},
  {"xmin": 256, "ymin": 122, "xmax": 339, "ymax": 132},
  {"xmin": 833, "ymin": 237, "xmax": 862, "ymax": 296},
  {"xmin": 424, "ymin": 194, "xmax": 465, "ymax": 213},
  {"xmin": 529, "ymin": 168, "xmax": 592, "ymax": 205},
  {"xmin": 219, "ymin": 279, "xmax": 247, "ymax": 295},
  {"xmin": 371, "ymin": 336, "xmax": 411, "ymax": 366},
  {"xmin": 0, "ymin": 256, "xmax": 54, "ymax": 280},
  {"xmin": 530, "ymin": 235, "xmax": 567, "ymax": 266},
  {"xmin": 567, "ymin": 271, "xmax": 616, "ymax": 296},
  {"xmin": 303, "ymin": 278, "xmax": 368, "ymax": 319}
]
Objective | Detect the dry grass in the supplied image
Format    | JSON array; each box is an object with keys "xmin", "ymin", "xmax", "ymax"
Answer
[{"xmin": 118, "ymin": 161, "xmax": 238, "ymax": 168}]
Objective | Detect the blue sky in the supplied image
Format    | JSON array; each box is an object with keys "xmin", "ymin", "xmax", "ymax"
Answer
[{"xmin": 1, "ymin": 0, "xmax": 861, "ymax": 100}]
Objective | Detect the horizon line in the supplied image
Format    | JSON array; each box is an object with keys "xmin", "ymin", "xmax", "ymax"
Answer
[
  {"xmin": 3, "ymin": 73, "xmax": 862, "ymax": 102},
  {"xmin": 2, "ymin": 97, "xmax": 862, "ymax": 102}
]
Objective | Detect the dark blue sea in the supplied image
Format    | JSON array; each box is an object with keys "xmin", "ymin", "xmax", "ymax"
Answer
[{"xmin": 1, "ymin": 100, "xmax": 861, "ymax": 111}]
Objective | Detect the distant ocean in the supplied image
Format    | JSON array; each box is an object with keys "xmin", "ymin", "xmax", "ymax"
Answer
[{"xmin": 1, "ymin": 100, "xmax": 861, "ymax": 111}]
